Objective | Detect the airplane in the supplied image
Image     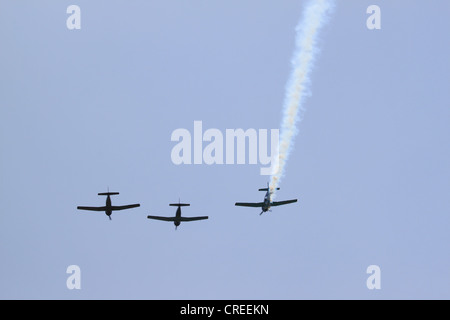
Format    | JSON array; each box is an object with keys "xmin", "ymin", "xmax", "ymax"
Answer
[
  {"xmin": 147, "ymin": 201, "xmax": 208, "ymax": 230},
  {"xmin": 235, "ymin": 183, "xmax": 297, "ymax": 215},
  {"xmin": 77, "ymin": 191, "xmax": 140, "ymax": 220}
]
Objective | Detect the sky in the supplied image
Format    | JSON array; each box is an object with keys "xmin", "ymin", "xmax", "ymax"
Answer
[{"xmin": 0, "ymin": 0, "xmax": 449, "ymax": 299}]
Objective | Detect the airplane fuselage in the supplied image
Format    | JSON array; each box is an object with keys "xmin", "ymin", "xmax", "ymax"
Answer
[
  {"xmin": 262, "ymin": 190, "xmax": 271, "ymax": 212},
  {"xmin": 105, "ymin": 195, "xmax": 112, "ymax": 217},
  {"xmin": 174, "ymin": 207, "xmax": 181, "ymax": 227}
]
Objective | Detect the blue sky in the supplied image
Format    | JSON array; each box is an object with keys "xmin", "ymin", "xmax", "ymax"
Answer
[{"xmin": 0, "ymin": 0, "xmax": 449, "ymax": 299}]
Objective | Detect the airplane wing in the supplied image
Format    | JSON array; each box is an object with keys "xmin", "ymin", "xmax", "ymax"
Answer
[
  {"xmin": 111, "ymin": 204, "xmax": 140, "ymax": 211},
  {"xmin": 271, "ymin": 199, "xmax": 298, "ymax": 206},
  {"xmin": 180, "ymin": 216, "xmax": 208, "ymax": 222},
  {"xmin": 235, "ymin": 202, "xmax": 264, "ymax": 207},
  {"xmin": 147, "ymin": 215, "xmax": 176, "ymax": 222},
  {"xmin": 77, "ymin": 206, "xmax": 106, "ymax": 211}
]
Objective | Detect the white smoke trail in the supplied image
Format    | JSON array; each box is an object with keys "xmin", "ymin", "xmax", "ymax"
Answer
[{"xmin": 270, "ymin": 0, "xmax": 334, "ymax": 196}]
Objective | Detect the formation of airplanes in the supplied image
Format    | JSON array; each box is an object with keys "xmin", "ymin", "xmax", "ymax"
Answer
[{"xmin": 77, "ymin": 184, "xmax": 298, "ymax": 229}]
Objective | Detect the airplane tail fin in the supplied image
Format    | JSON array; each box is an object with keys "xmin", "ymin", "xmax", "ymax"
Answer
[
  {"xmin": 259, "ymin": 182, "xmax": 280, "ymax": 192},
  {"xmin": 170, "ymin": 198, "xmax": 190, "ymax": 207},
  {"xmin": 170, "ymin": 203, "xmax": 190, "ymax": 207},
  {"xmin": 98, "ymin": 192, "xmax": 120, "ymax": 196}
]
